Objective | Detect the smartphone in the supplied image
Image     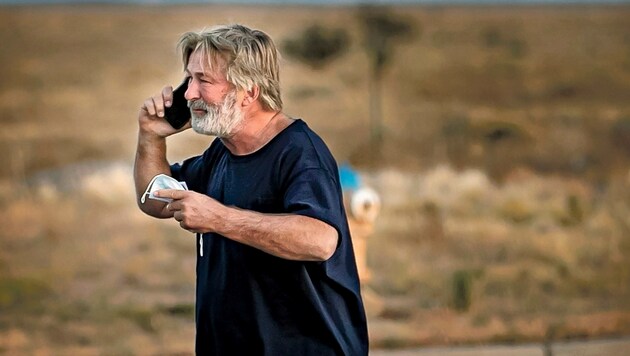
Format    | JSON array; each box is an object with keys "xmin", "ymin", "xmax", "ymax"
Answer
[{"xmin": 164, "ymin": 79, "xmax": 190, "ymax": 129}]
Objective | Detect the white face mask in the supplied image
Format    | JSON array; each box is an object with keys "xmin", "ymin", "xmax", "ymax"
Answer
[{"xmin": 141, "ymin": 174, "xmax": 188, "ymax": 204}]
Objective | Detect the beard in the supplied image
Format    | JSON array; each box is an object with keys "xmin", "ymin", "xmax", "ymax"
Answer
[{"xmin": 188, "ymin": 90, "xmax": 243, "ymax": 138}]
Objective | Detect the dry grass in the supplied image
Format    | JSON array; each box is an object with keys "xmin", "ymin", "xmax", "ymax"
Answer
[
  {"xmin": 0, "ymin": 4, "xmax": 629, "ymax": 353},
  {"xmin": 365, "ymin": 166, "xmax": 630, "ymax": 347}
]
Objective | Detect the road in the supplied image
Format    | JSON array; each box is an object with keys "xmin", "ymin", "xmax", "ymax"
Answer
[{"xmin": 371, "ymin": 337, "xmax": 630, "ymax": 356}]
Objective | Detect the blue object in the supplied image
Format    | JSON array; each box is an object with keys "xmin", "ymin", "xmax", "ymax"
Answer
[{"xmin": 339, "ymin": 163, "xmax": 361, "ymax": 191}]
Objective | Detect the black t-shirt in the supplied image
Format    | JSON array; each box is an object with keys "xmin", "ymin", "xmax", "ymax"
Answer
[{"xmin": 171, "ymin": 119, "xmax": 368, "ymax": 355}]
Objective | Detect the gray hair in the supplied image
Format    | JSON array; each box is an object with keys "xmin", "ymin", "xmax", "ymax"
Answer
[{"xmin": 178, "ymin": 24, "xmax": 282, "ymax": 112}]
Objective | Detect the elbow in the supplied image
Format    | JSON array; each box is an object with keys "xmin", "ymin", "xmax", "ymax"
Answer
[
  {"xmin": 315, "ymin": 228, "xmax": 338, "ymax": 261},
  {"xmin": 136, "ymin": 199, "xmax": 150, "ymax": 215},
  {"xmin": 137, "ymin": 199, "xmax": 171, "ymax": 219}
]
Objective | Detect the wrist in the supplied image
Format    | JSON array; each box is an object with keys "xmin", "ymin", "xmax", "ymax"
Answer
[
  {"xmin": 212, "ymin": 204, "xmax": 238, "ymax": 236},
  {"xmin": 138, "ymin": 128, "xmax": 167, "ymax": 143}
]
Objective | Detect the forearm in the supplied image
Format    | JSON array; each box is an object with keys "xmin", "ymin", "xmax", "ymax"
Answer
[
  {"xmin": 216, "ymin": 206, "xmax": 338, "ymax": 261},
  {"xmin": 133, "ymin": 132, "xmax": 172, "ymax": 218}
]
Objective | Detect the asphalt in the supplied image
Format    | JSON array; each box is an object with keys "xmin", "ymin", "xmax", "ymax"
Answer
[{"xmin": 370, "ymin": 337, "xmax": 630, "ymax": 356}]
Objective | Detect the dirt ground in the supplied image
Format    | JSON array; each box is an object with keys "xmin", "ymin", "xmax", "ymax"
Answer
[
  {"xmin": 1, "ymin": 4, "xmax": 630, "ymax": 354},
  {"xmin": 371, "ymin": 337, "xmax": 630, "ymax": 355}
]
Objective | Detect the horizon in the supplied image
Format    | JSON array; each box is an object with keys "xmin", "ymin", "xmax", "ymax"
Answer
[{"xmin": 1, "ymin": 0, "xmax": 629, "ymax": 5}]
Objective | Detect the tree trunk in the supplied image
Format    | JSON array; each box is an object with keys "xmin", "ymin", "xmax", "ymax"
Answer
[{"xmin": 368, "ymin": 70, "xmax": 383, "ymax": 144}]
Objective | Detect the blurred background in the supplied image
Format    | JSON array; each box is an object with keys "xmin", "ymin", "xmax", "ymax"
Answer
[{"xmin": 1, "ymin": 0, "xmax": 629, "ymax": 354}]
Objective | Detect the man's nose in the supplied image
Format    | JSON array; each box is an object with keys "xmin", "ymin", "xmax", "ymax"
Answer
[{"xmin": 185, "ymin": 78, "xmax": 199, "ymax": 101}]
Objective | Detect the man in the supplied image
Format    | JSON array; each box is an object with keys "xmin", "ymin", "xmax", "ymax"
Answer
[{"xmin": 134, "ymin": 24, "xmax": 368, "ymax": 355}]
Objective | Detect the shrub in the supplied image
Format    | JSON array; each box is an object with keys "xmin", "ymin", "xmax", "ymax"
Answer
[
  {"xmin": 0, "ymin": 277, "xmax": 51, "ymax": 312},
  {"xmin": 451, "ymin": 270, "xmax": 473, "ymax": 312},
  {"xmin": 282, "ymin": 24, "xmax": 350, "ymax": 70},
  {"xmin": 610, "ymin": 117, "xmax": 630, "ymax": 154},
  {"xmin": 481, "ymin": 26, "xmax": 528, "ymax": 58}
]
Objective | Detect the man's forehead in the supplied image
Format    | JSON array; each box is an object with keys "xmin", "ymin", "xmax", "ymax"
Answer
[{"xmin": 187, "ymin": 49, "xmax": 226, "ymax": 76}]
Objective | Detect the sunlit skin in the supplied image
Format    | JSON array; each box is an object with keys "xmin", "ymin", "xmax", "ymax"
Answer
[
  {"xmin": 134, "ymin": 49, "xmax": 338, "ymax": 261},
  {"xmin": 184, "ymin": 51, "xmax": 243, "ymax": 137}
]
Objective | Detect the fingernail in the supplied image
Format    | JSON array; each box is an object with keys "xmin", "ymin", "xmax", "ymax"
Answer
[
  {"xmin": 157, "ymin": 111, "xmax": 163, "ymax": 117},
  {"xmin": 154, "ymin": 191, "xmax": 160, "ymax": 197},
  {"xmin": 165, "ymin": 101, "xmax": 171, "ymax": 106}
]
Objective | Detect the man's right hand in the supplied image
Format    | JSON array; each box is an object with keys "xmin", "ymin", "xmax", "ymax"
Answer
[{"xmin": 138, "ymin": 85, "xmax": 191, "ymax": 138}]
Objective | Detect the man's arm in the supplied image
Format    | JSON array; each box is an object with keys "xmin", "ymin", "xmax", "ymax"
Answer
[
  {"xmin": 157, "ymin": 189, "xmax": 338, "ymax": 261},
  {"xmin": 134, "ymin": 134, "xmax": 172, "ymax": 218},
  {"xmin": 220, "ymin": 208, "xmax": 338, "ymax": 261},
  {"xmin": 134, "ymin": 86, "xmax": 189, "ymax": 218}
]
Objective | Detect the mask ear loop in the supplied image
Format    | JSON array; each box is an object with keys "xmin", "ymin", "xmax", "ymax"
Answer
[
  {"xmin": 140, "ymin": 174, "xmax": 164, "ymax": 204},
  {"xmin": 198, "ymin": 233, "xmax": 203, "ymax": 257}
]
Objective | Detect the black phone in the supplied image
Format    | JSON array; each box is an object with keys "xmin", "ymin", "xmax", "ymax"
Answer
[{"xmin": 164, "ymin": 79, "xmax": 190, "ymax": 129}]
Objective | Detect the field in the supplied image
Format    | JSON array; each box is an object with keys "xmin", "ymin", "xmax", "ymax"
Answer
[{"xmin": 1, "ymin": 4, "xmax": 630, "ymax": 354}]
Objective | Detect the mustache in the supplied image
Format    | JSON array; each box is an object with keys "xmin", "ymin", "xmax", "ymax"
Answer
[{"xmin": 188, "ymin": 100, "xmax": 209, "ymax": 110}]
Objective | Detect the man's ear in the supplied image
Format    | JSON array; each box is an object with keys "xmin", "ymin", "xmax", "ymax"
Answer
[{"xmin": 242, "ymin": 85, "xmax": 260, "ymax": 107}]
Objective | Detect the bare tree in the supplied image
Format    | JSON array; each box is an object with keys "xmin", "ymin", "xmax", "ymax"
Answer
[{"xmin": 358, "ymin": 7, "xmax": 416, "ymax": 144}]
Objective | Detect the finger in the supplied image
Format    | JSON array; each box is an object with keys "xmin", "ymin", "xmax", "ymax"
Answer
[
  {"xmin": 152, "ymin": 95, "xmax": 165, "ymax": 118},
  {"xmin": 143, "ymin": 98, "xmax": 156, "ymax": 116},
  {"xmin": 155, "ymin": 189, "xmax": 188, "ymax": 200},
  {"xmin": 171, "ymin": 119, "xmax": 193, "ymax": 135},
  {"xmin": 162, "ymin": 86, "xmax": 174, "ymax": 108},
  {"xmin": 179, "ymin": 120, "xmax": 192, "ymax": 132},
  {"xmin": 179, "ymin": 220, "xmax": 201, "ymax": 234},
  {"xmin": 173, "ymin": 211, "xmax": 183, "ymax": 222},
  {"xmin": 167, "ymin": 199, "xmax": 183, "ymax": 211},
  {"xmin": 180, "ymin": 220, "xmax": 192, "ymax": 231}
]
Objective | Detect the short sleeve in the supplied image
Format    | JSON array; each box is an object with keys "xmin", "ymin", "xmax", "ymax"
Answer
[
  {"xmin": 170, "ymin": 155, "xmax": 205, "ymax": 193},
  {"xmin": 171, "ymin": 139, "xmax": 226, "ymax": 193},
  {"xmin": 283, "ymin": 167, "xmax": 345, "ymax": 240}
]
